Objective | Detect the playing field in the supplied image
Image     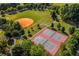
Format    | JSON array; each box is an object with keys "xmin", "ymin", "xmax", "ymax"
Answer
[
  {"xmin": 5, "ymin": 10, "xmax": 71, "ymax": 37},
  {"xmin": 5, "ymin": 10, "xmax": 52, "ymax": 24},
  {"xmin": 17, "ymin": 18, "xmax": 34, "ymax": 28},
  {"xmin": 5, "ymin": 10, "xmax": 53, "ymax": 36}
]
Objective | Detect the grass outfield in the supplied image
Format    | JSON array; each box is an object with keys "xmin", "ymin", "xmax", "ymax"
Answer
[
  {"xmin": 5, "ymin": 10, "xmax": 53, "ymax": 37},
  {"xmin": 5, "ymin": 10, "xmax": 71, "ymax": 38},
  {"xmin": 5, "ymin": 10, "xmax": 52, "ymax": 23},
  {"xmin": 5, "ymin": 10, "xmax": 52, "ymax": 28}
]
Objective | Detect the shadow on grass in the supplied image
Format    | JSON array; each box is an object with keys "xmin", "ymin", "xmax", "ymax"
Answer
[
  {"xmin": 63, "ymin": 31, "xmax": 69, "ymax": 36},
  {"xmin": 51, "ymin": 28, "xmax": 57, "ymax": 31}
]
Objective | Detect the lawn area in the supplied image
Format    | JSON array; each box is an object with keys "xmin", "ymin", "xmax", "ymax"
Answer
[
  {"xmin": 0, "ymin": 30, "xmax": 7, "ymax": 42},
  {"xmin": 5, "ymin": 10, "xmax": 72, "ymax": 38},
  {"xmin": 5, "ymin": 10, "xmax": 52, "ymax": 23},
  {"xmin": 5, "ymin": 10, "xmax": 53, "ymax": 37},
  {"xmin": 16, "ymin": 40, "xmax": 23, "ymax": 45},
  {"xmin": 54, "ymin": 20, "xmax": 72, "ymax": 34}
]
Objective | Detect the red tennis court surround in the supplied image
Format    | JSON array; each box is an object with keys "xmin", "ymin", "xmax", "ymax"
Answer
[{"xmin": 31, "ymin": 27, "xmax": 68, "ymax": 55}]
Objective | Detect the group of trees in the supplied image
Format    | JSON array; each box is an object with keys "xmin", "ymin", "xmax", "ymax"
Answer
[
  {"xmin": 62, "ymin": 4, "xmax": 79, "ymax": 27},
  {"xmin": 1, "ymin": 3, "xmax": 79, "ymax": 28},
  {"xmin": 51, "ymin": 22, "xmax": 65, "ymax": 33},
  {"xmin": 47, "ymin": 4, "xmax": 79, "ymax": 55},
  {"xmin": 0, "ymin": 18, "xmax": 26, "ymax": 55},
  {"xmin": 24, "ymin": 3, "xmax": 50, "ymax": 10},
  {"xmin": 51, "ymin": 22, "xmax": 75, "ymax": 35},
  {"xmin": 59, "ymin": 38, "xmax": 77, "ymax": 56},
  {"xmin": 12, "ymin": 40, "xmax": 48, "ymax": 56},
  {"xmin": 56, "ymin": 23, "xmax": 65, "ymax": 33},
  {"xmin": 0, "ymin": 3, "xmax": 50, "ymax": 17},
  {"xmin": 69, "ymin": 27, "xmax": 75, "ymax": 34},
  {"xmin": 0, "ymin": 3, "xmax": 79, "ymax": 56},
  {"xmin": 59, "ymin": 30, "xmax": 79, "ymax": 56},
  {"xmin": 27, "ymin": 24, "xmax": 42, "ymax": 38},
  {"xmin": 0, "ymin": 18, "xmax": 48, "ymax": 56},
  {"xmin": 50, "ymin": 4, "xmax": 79, "ymax": 27},
  {"xmin": 0, "ymin": 39, "xmax": 10, "ymax": 56},
  {"xmin": 0, "ymin": 3, "xmax": 20, "ymax": 16},
  {"xmin": 0, "ymin": 3, "xmax": 25, "ymax": 16},
  {"xmin": 0, "ymin": 18, "xmax": 25, "ymax": 45},
  {"xmin": 0, "ymin": 3, "xmax": 19, "ymax": 10}
]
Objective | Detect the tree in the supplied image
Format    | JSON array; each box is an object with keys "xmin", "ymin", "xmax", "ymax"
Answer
[
  {"xmin": 5, "ymin": 31, "xmax": 12, "ymax": 38},
  {"xmin": 74, "ymin": 30, "xmax": 79, "ymax": 41},
  {"xmin": 31, "ymin": 27, "xmax": 34, "ymax": 31},
  {"xmin": 12, "ymin": 22, "xmax": 24, "ymax": 38},
  {"xmin": 17, "ymin": 5, "xmax": 23, "ymax": 11},
  {"xmin": 14, "ymin": 22, "xmax": 22, "ymax": 31},
  {"xmin": 0, "ymin": 18, "xmax": 6, "ymax": 26},
  {"xmin": 0, "ymin": 10, "xmax": 5, "ymax": 15},
  {"xmin": 57, "ymin": 23, "xmax": 61, "ymax": 30},
  {"xmin": 8, "ymin": 38, "xmax": 14, "ymax": 46},
  {"xmin": 12, "ymin": 45, "xmax": 25, "ymax": 56},
  {"xmin": 62, "ymin": 4, "xmax": 79, "ymax": 27},
  {"xmin": 28, "ymin": 33, "xmax": 32, "ymax": 37},
  {"xmin": 0, "ymin": 39, "xmax": 10, "ymax": 55},
  {"xmin": 11, "ymin": 30, "xmax": 20, "ymax": 38},
  {"xmin": 51, "ymin": 11, "xmax": 57, "ymax": 21},
  {"xmin": 60, "ymin": 50, "xmax": 70, "ymax": 56},
  {"xmin": 51, "ymin": 23, "xmax": 54, "ymax": 28},
  {"xmin": 30, "ymin": 45, "xmax": 44, "ymax": 56},
  {"xmin": 10, "ymin": 3, "xmax": 19, "ymax": 8},
  {"xmin": 69, "ymin": 27, "xmax": 75, "ymax": 34},
  {"xmin": 59, "ymin": 37, "xmax": 78, "ymax": 56},
  {"xmin": 28, "ymin": 30, "xmax": 31, "ymax": 34},
  {"xmin": 61, "ymin": 27, "xmax": 65, "ymax": 33},
  {"xmin": 21, "ymin": 40, "xmax": 32, "ymax": 55},
  {"xmin": 22, "ymin": 35, "xmax": 27, "ymax": 40},
  {"xmin": 20, "ymin": 29, "xmax": 25, "ymax": 35},
  {"xmin": 68, "ymin": 37, "xmax": 78, "ymax": 47},
  {"xmin": 66, "ymin": 43, "xmax": 76, "ymax": 56},
  {"xmin": 2, "ymin": 20, "xmax": 25, "ymax": 39},
  {"xmin": 37, "ymin": 24, "xmax": 41, "ymax": 29}
]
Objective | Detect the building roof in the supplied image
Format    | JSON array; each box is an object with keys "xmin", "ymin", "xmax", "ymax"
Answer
[{"xmin": 31, "ymin": 27, "xmax": 68, "ymax": 55}]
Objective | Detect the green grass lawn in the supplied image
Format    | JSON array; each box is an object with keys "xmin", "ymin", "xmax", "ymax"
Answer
[
  {"xmin": 5, "ymin": 10, "xmax": 52, "ymax": 23},
  {"xmin": 5, "ymin": 10, "xmax": 53, "ymax": 37},
  {"xmin": 5, "ymin": 10, "xmax": 72, "ymax": 38},
  {"xmin": 54, "ymin": 20, "xmax": 72, "ymax": 34}
]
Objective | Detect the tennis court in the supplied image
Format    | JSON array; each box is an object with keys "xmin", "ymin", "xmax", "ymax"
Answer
[{"xmin": 31, "ymin": 27, "xmax": 68, "ymax": 55}]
